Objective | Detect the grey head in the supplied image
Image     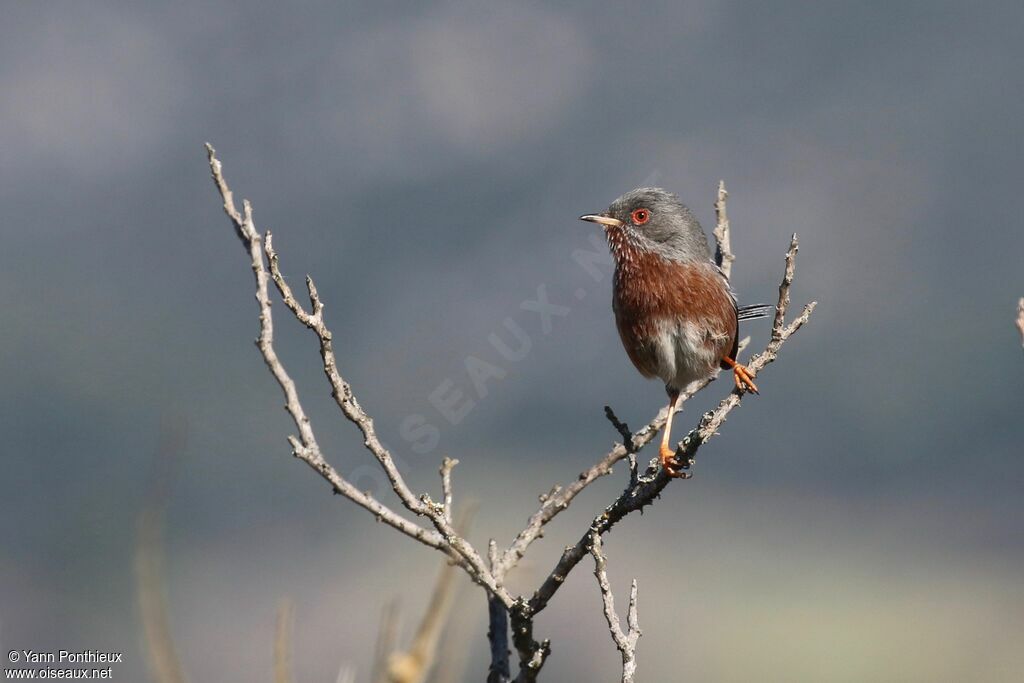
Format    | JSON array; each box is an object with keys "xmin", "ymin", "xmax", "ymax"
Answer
[{"xmin": 580, "ymin": 187, "xmax": 711, "ymax": 263}]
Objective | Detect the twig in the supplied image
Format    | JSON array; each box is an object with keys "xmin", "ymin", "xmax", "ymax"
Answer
[
  {"xmin": 589, "ymin": 534, "xmax": 641, "ymax": 683},
  {"xmin": 206, "ymin": 144, "xmax": 445, "ymax": 552},
  {"xmin": 772, "ymin": 234, "xmax": 800, "ymax": 339},
  {"xmin": 265, "ymin": 235, "xmax": 503, "ymax": 599},
  {"xmin": 206, "ymin": 144, "xmax": 510, "ymax": 605},
  {"xmin": 713, "ymin": 180, "xmax": 734, "ymax": 279},
  {"xmin": 604, "ymin": 406, "xmax": 634, "ymax": 445},
  {"xmin": 264, "ymin": 231, "xmax": 424, "ymax": 514}
]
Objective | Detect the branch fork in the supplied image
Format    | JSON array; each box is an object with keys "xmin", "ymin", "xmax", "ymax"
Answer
[{"xmin": 589, "ymin": 534, "xmax": 641, "ymax": 683}]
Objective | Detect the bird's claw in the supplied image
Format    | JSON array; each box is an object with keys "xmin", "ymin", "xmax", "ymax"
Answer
[
  {"xmin": 732, "ymin": 363, "xmax": 759, "ymax": 394},
  {"xmin": 659, "ymin": 444, "xmax": 692, "ymax": 479}
]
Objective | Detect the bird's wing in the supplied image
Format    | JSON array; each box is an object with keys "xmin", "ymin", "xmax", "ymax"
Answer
[{"xmin": 712, "ymin": 265, "xmax": 771, "ymax": 365}]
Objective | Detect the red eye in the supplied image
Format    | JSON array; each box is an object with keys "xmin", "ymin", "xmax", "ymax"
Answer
[{"xmin": 631, "ymin": 208, "xmax": 650, "ymax": 225}]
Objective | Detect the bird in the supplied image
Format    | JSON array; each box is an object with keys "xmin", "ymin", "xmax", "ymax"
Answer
[{"xmin": 580, "ymin": 187, "xmax": 771, "ymax": 477}]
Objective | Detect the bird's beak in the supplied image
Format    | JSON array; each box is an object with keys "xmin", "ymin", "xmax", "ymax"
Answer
[{"xmin": 579, "ymin": 213, "xmax": 624, "ymax": 228}]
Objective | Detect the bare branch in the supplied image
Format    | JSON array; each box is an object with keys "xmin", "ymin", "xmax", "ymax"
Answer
[
  {"xmin": 263, "ymin": 231, "xmax": 425, "ymax": 515},
  {"xmin": 589, "ymin": 534, "xmax": 640, "ymax": 683},
  {"xmin": 266, "ymin": 223, "xmax": 505, "ymax": 602},
  {"xmin": 274, "ymin": 599, "xmax": 295, "ymax": 683},
  {"xmin": 713, "ymin": 180, "xmax": 735, "ymax": 278},
  {"xmin": 773, "ymin": 233, "xmax": 800, "ymax": 339},
  {"xmin": 205, "ymin": 144, "xmax": 448, "ymax": 554},
  {"xmin": 626, "ymin": 582, "xmax": 640, "ymax": 646},
  {"xmin": 206, "ymin": 145, "xmax": 511, "ymax": 605}
]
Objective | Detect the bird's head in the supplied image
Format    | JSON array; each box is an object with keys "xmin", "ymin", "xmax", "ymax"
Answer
[{"xmin": 580, "ymin": 187, "xmax": 710, "ymax": 263}]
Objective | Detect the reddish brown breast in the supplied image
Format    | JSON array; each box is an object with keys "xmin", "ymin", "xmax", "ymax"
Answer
[{"xmin": 608, "ymin": 226, "xmax": 737, "ymax": 381}]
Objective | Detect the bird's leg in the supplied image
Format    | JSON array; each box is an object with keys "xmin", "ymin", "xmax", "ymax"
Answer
[
  {"xmin": 721, "ymin": 355, "xmax": 759, "ymax": 394},
  {"xmin": 658, "ymin": 389, "xmax": 687, "ymax": 477}
]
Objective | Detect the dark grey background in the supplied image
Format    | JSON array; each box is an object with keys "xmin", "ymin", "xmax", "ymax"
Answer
[{"xmin": 2, "ymin": 2, "xmax": 1022, "ymax": 681}]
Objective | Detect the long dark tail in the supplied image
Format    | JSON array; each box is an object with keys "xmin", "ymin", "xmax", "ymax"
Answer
[{"xmin": 737, "ymin": 303, "xmax": 773, "ymax": 321}]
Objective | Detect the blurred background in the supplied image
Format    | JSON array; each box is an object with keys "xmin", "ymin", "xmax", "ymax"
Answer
[{"xmin": 2, "ymin": 1, "xmax": 1023, "ymax": 681}]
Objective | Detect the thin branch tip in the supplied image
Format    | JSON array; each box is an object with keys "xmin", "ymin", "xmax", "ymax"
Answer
[
  {"xmin": 713, "ymin": 180, "xmax": 734, "ymax": 278},
  {"xmin": 208, "ymin": 147, "xmax": 505, "ymax": 582}
]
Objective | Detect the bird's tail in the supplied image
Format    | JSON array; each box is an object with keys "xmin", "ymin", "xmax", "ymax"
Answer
[{"xmin": 737, "ymin": 303, "xmax": 773, "ymax": 321}]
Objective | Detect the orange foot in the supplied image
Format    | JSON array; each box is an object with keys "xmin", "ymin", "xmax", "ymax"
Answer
[
  {"xmin": 722, "ymin": 356, "xmax": 759, "ymax": 394},
  {"xmin": 659, "ymin": 444, "xmax": 691, "ymax": 478}
]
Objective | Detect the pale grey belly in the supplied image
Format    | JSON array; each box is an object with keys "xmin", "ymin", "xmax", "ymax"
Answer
[{"xmin": 644, "ymin": 318, "xmax": 725, "ymax": 390}]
